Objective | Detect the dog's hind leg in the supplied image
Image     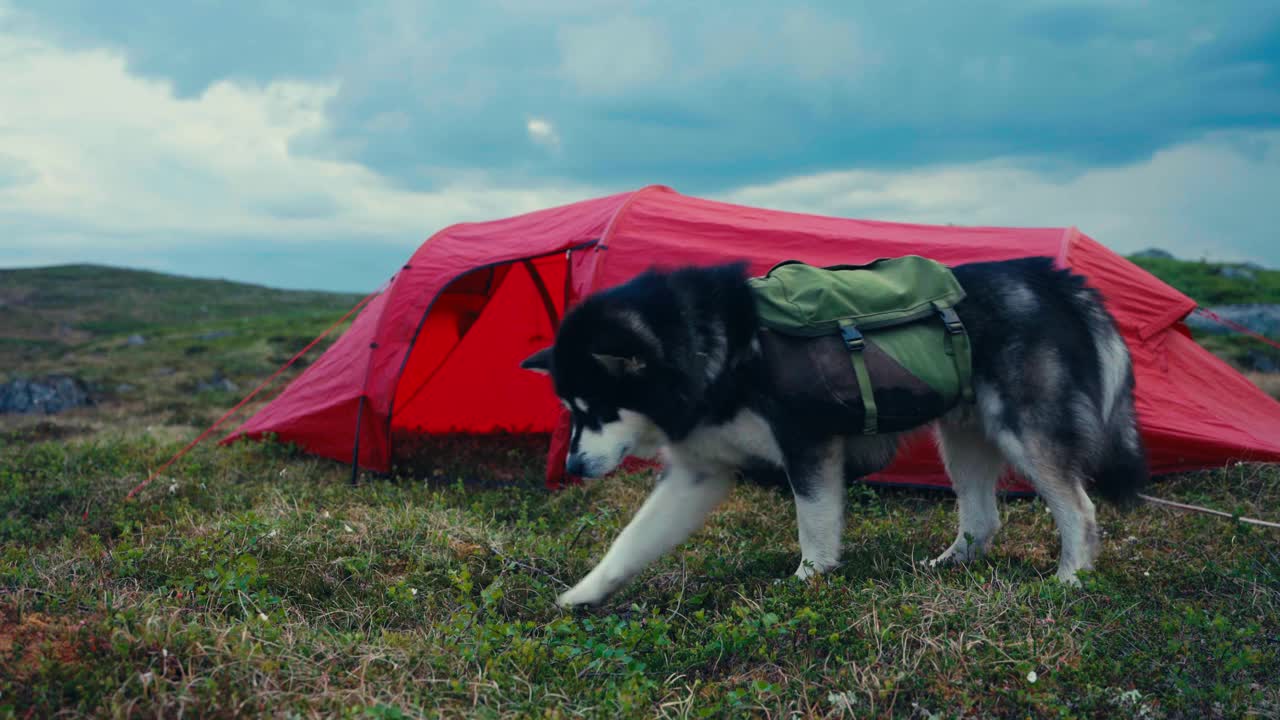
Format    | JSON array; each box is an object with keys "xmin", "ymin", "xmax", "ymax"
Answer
[
  {"xmin": 556, "ymin": 462, "xmax": 733, "ymax": 608},
  {"xmin": 990, "ymin": 434, "xmax": 1098, "ymax": 586},
  {"xmin": 930, "ymin": 421, "xmax": 1005, "ymax": 567},
  {"xmin": 790, "ymin": 438, "xmax": 846, "ymax": 580}
]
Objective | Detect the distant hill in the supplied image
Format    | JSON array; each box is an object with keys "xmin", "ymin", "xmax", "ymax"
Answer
[
  {"xmin": 1127, "ymin": 254, "xmax": 1280, "ymax": 306},
  {"xmin": 7, "ymin": 256, "xmax": 1273, "ymax": 338},
  {"xmin": 1, "ymin": 264, "xmax": 361, "ymax": 343},
  {"xmin": 2, "ymin": 255, "xmax": 1275, "ymax": 378},
  {"xmin": 1127, "ymin": 252, "xmax": 1279, "ymax": 373},
  {"xmin": 0, "ymin": 264, "xmax": 364, "ymax": 370}
]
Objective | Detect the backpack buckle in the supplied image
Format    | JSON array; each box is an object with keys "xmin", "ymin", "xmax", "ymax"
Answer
[
  {"xmin": 839, "ymin": 322, "xmax": 865, "ymax": 351},
  {"xmin": 938, "ymin": 307, "xmax": 965, "ymax": 335}
]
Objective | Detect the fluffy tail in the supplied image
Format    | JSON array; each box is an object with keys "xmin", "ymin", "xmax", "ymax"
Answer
[
  {"xmin": 1091, "ymin": 321, "xmax": 1149, "ymax": 508},
  {"xmin": 1092, "ymin": 399, "xmax": 1149, "ymax": 508}
]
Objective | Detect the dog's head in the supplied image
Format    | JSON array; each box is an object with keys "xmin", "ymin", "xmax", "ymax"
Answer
[
  {"xmin": 520, "ymin": 289, "xmax": 667, "ymax": 478},
  {"xmin": 524, "ymin": 263, "xmax": 727, "ymax": 476},
  {"xmin": 520, "ymin": 263, "xmax": 753, "ymax": 478}
]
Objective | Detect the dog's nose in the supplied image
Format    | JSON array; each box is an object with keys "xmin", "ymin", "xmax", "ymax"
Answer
[{"xmin": 565, "ymin": 454, "xmax": 585, "ymax": 477}]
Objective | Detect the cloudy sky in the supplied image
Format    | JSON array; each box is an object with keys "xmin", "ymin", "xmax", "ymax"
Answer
[{"xmin": 0, "ymin": 1, "xmax": 1277, "ymax": 291}]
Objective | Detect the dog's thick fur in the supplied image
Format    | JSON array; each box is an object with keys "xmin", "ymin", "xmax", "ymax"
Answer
[{"xmin": 521, "ymin": 257, "xmax": 1148, "ymax": 607}]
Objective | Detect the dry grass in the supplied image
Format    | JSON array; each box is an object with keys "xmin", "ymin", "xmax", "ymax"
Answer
[
  {"xmin": 2, "ymin": 430, "xmax": 1278, "ymax": 718},
  {"xmin": 1246, "ymin": 371, "xmax": 1280, "ymax": 399}
]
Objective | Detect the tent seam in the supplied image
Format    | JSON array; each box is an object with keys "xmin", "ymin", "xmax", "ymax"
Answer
[
  {"xmin": 1138, "ymin": 300, "xmax": 1198, "ymax": 341},
  {"xmin": 381, "ymin": 240, "xmax": 600, "ymax": 470},
  {"xmin": 1053, "ymin": 226, "xmax": 1077, "ymax": 270},
  {"xmin": 587, "ymin": 185, "xmax": 672, "ymax": 297},
  {"xmin": 389, "ymin": 265, "xmax": 518, "ymax": 422},
  {"xmin": 1059, "ymin": 226, "xmax": 1194, "ymax": 342},
  {"xmin": 546, "ymin": 185, "xmax": 671, "ymax": 488},
  {"xmin": 368, "ymin": 222, "xmax": 469, "ymax": 469},
  {"xmin": 376, "ymin": 223, "xmax": 467, "ymax": 344}
]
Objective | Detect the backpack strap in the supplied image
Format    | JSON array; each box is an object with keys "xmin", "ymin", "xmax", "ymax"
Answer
[
  {"xmin": 838, "ymin": 319, "xmax": 879, "ymax": 435},
  {"xmin": 936, "ymin": 305, "xmax": 974, "ymax": 403}
]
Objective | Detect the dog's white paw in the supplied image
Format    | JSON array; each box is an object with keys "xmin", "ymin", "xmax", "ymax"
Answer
[
  {"xmin": 928, "ymin": 552, "xmax": 960, "ymax": 568},
  {"xmin": 929, "ymin": 538, "xmax": 983, "ymax": 567},
  {"xmin": 1055, "ymin": 568, "xmax": 1083, "ymax": 588},
  {"xmin": 928, "ymin": 552, "xmax": 955, "ymax": 568},
  {"xmin": 556, "ymin": 581, "xmax": 608, "ymax": 609},
  {"xmin": 793, "ymin": 559, "xmax": 838, "ymax": 581}
]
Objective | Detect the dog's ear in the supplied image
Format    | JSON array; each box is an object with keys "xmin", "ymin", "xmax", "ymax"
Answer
[
  {"xmin": 520, "ymin": 347, "xmax": 553, "ymax": 375},
  {"xmin": 592, "ymin": 353, "xmax": 646, "ymax": 376}
]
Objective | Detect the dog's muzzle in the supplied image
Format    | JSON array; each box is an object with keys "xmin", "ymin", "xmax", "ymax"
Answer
[
  {"xmin": 565, "ymin": 448, "xmax": 629, "ymax": 478},
  {"xmin": 565, "ymin": 453, "xmax": 588, "ymax": 477}
]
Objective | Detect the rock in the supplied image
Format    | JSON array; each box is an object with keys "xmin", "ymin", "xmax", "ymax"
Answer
[
  {"xmin": 126, "ymin": 334, "xmax": 147, "ymax": 346},
  {"xmin": 1131, "ymin": 248, "xmax": 1175, "ymax": 260},
  {"xmin": 1183, "ymin": 315, "xmax": 1221, "ymax": 334},
  {"xmin": 154, "ymin": 367, "xmax": 176, "ymax": 377},
  {"xmin": 197, "ymin": 330, "xmax": 234, "ymax": 341},
  {"xmin": 0, "ymin": 375, "xmax": 94, "ymax": 415},
  {"xmin": 1185, "ymin": 304, "xmax": 1280, "ymax": 337},
  {"xmin": 115, "ymin": 383, "xmax": 136, "ymax": 394},
  {"xmin": 1217, "ymin": 266, "xmax": 1256, "ymax": 282},
  {"xmin": 2, "ymin": 420, "xmax": 85, "ymax": 442},
  {"xmin": 197, "ymin": 370, "xmax": 239, "ymax": 394},
  {"xmin": 1245, "ymin": 351, "xmax": 1279, "ymax": 374}
]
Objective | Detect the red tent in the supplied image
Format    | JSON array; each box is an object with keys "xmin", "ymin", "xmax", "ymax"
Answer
[{"xmin": 222, "ymin": 185, "xmax": 1280, "ymax": 491}]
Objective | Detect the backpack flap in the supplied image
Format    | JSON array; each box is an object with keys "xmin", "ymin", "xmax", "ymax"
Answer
[{"xmin": 748, "ymin": 257, "xmax": 973, "ymax": 434}]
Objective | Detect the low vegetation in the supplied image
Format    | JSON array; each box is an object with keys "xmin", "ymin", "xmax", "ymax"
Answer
[
  {"xmin": 1127, "ymin": 255, "xmax": 1280, "ymax": 306},
  {"xmin": 1129, "ymin": 253, "xmax": 1280, "ymax": 372},
  {"xmin": 2, "ymin": 262, "xmax": 1278, "ymax": 717},
  {"xmin": 0, "ymin": 264, "xmax": 361, "ymax": 371},
  {"xmin": 3, "ymin": 435, "xmax": 1277, "ymax": 717}
]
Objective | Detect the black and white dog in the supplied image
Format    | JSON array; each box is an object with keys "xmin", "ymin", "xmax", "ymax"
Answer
[{"xmin": 521, "ymin": 257, "xmax": 1147, "ymax": 608}]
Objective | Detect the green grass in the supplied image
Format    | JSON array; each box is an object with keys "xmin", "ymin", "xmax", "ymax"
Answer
[
  {"xmin": 1127, "ymin": 254, "xmax": 1280, "ymax": 371},
  {"xmin": 0, "ymin": 264, "xmax": 362, "ymax": 370},
  {"xmin": 1127, "ymin": 255, "xmax": 1280, "ymax": 306},
  {"xmin": 1, "ymin": 260, "xmax": 1278, "ymax": 717},
  {"xmin": 1, "ymin": 435, "xmax": 1277, "ymax": 717},
  {"xmin": 1, "ymin": 265, "xmax": 361, "ymax": 433}
]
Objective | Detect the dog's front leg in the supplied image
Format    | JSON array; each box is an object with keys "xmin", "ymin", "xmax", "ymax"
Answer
[
  {"xmin": 791, "ymin": 439, "xmax": 846, "ymax": 580},
  {"xmin": 557, "ymin": 463, "xmax": 732, "ymax": 608}
]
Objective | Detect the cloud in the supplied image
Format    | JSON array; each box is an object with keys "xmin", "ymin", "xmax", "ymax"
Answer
[
  {"xmin": 252, "ymin": 192, "xmax": 341, "ymax": 221},
  {"xmin": 0, "ymin": 18, "xmax": 596, "ymax": 290},
  {"xmin": 558, "ymin": 15, "xmax": 672, "ymax": 96},
  {"xmin": 3, "ymin": 0, "xmax": 348, "ymax": 96},
  {"xmin": 722, "ymin": 130, "xmax": 1280, "ymax": 265},
  {"xmin": 526, "ymin": 118, "xmax": 561, "ymax": 151},
  {"xmin": 0, "ymin": 153, "xmax": 36, "ymax": 189},
  {"xmin": 0, "ymin": 0, "xmax": 1277, "ymax": 289},
  {"xmin": 17, "ymin": 1, "xmax": 1271, "ymax": 192}
]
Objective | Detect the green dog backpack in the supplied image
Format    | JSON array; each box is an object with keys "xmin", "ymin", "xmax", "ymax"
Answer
[{"xmin": 747, "ymin": 256, "xmax": 974, "ymax": 435}]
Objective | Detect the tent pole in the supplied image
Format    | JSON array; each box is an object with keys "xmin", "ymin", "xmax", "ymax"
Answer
[
  {"xmin": 350, "ymin": 394, "xmax": 366, "ymax": 485},
  {"xmin": 522, "ymin": 259, "xmax": 561, "ymax": 331},
  {"xmin": 351, "ymin": 340, "xmax": 378, "ymax": 486}
]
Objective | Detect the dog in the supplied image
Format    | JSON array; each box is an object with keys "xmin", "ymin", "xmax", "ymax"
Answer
[{"xmin": 520, "ymin": 257, "xmax": 1147, "ymax": 608}]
